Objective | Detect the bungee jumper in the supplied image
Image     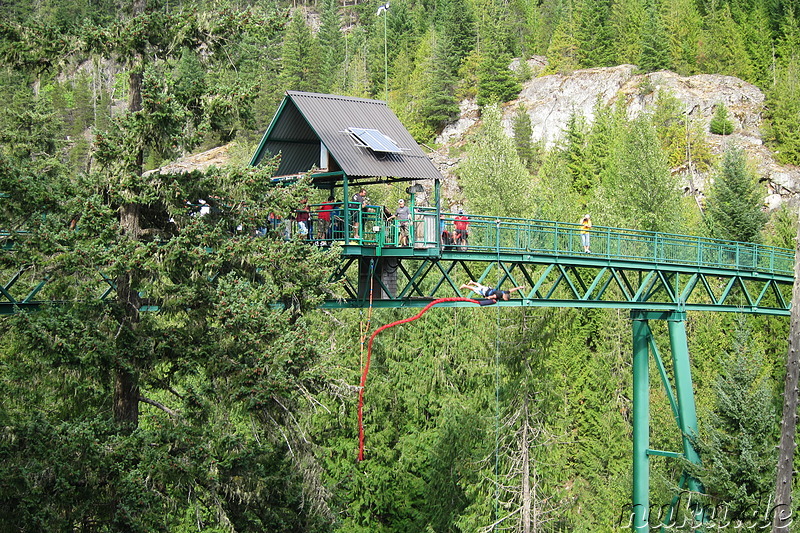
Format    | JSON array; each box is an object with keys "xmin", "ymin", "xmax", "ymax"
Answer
[{"xmin": 460, "ymin": 280, "xmax": 526, "ymax": 301}]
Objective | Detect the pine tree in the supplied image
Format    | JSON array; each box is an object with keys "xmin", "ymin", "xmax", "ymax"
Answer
[
  {"xmin": 476, "ymin": 42, "xmax": 521, "ymax": 106},
  {"xmin": 456, "ymin": 104, "xmax": 532, "ymax": 217},
  {"xmin": 436, "ymin": 0, "xmax": 477, "ymax": 65},
  {"xmin": 709, "ymin": 103, "xmax": 735, "ymax": 135},
  {"xmin": 639, "ymin": 1, "xmax": 671, "ymax": 72},
  {"xmin": 561, "ymin": 110, "xmax": 594, "ymax": 196},
  {"xmin": 512, "ymin": 104, "xmax": 536, "ymax": 171},
  {"xmin": 696, "ymin": 4, "xmax": 754, "ymax": 81},
  {"xmin": 705, "ymin": 145, "xmax": 768, "ymax": 243},
  {"xmin": 690, "ymin": 320, "xmax": 778, "ymax": 522},
  {"xmin": 764, "ymin": 12, "xmax": 800, "ymax": 165},
  {"xmin": 544, "ymin": 18, "xmax": 580, "ymax": 74},
  {"xmin": 280, "ymin": 11, "xmax": 321, "ymax": 93},
  {"xmin": 317, "ymin": 0, "xmax": 344, "ymax": 93},
  {"xmin": 577, "ymin": 0, "xmax": 615, "ymax": 67},
  {"xmin": 614, "ymin": 114, "xmax": 684, "ymax": 233},
  {"xmin": 651, "ymin": 91, "xmax": 714, "ymax": 172},
  {"xmin": 663, "ymin": 0, "xmax": 703, "ymax": 75},
  {"xmin": 610, "ymin": 0, "xmax": 645, "ymax": 66},
  {"xmin": 419, "ymin": 30, "xmax": 460, "ymax": 134}
]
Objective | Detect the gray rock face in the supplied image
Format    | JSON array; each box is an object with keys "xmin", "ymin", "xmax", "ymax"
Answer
[{"xmin": 434, "ymin": 62, "xmax": 800, "ymax": 210}]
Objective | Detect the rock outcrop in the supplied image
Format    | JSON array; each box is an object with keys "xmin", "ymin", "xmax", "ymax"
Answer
[{"xmin": 435, "ymin": 61, "xmax": 800, "ymax": 209}]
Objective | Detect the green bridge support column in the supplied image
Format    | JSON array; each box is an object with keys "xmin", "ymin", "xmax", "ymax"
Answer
[
  {"xmin": 631, "ymin": 313, "xmax": 651, "ymax": 530},
  {"xmin": 667, "ymin": 313, "xmax": 702, "ymax": 491},
  {"xmin": 631, "ymin": 311, "xmax": 704, "ymax": 531}
]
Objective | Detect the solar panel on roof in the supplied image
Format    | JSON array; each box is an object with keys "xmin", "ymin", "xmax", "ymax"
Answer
[{"xmin": 348, "ymin": 127, "xmax": 404, "ymax": 154}]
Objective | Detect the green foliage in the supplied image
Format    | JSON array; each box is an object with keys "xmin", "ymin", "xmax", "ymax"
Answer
[
  {"xmin": 610, "ymin": 0, "xmax": 645, "ymax": 65},
  {"xmin": 696, "ymin": 5, "xmax": 754, "ymax": 81},
  {"xmin": 418, "ymin": 31, "xmax": 460, "ymax": 135},
  {"xmin": 709, "ymin": 102, "xmax": 734, "ymax": 135},
  {"xmin": 578, "ymin": 0, "xmax": 615, "ymax": 67},
  {"xmin": 280, "ymin": 11, "xmax": 322, "ymax": 93},
  {"xmin": 651, "ymin": 91, "xmax": 714, "ymax": 171},
  {"xmin": 705, "ymin": 145, "xmax": 768, "ymax": 243},
  {"xmin": 663, "ymin": 0, "xmax": 703, "ymax": 75},
  {"xmin": 476, "ymin": 45, "xmax": 521, "ymax": 106},
  {"xmin": 544, "ymin": 19, "xmax": 580, "ymax": 74},
  {"xmin": 456, "ymin": 105, "xmax": 532, "ymax": 217},
  {"xmin": 763, "ymin": 204, "xmax": 798, "ymax": 249},
  {"xmin": 639, "ymin": 2, "xmax": 671, "ymax": 72},
  {"xmin": 764, "ymin": 61, "xmax": 800, "ymax": 165},
  {"xmin": 512, "ymin": 104, "xmax": 538, "ymax": 171},
  {"xmin": 2, "ymin": 2, "xmax": 799, "ymax": 531},
  {"xmin": 605, "ymin": 114, "xmax": 686, "ymax": 233},
  {"xmin": 560, "ymin": 109, "xmax": 595, "ymax": 196},
  {"xmin": 690, "ymin": 320, "xmax": 778, "ymax": 521}
]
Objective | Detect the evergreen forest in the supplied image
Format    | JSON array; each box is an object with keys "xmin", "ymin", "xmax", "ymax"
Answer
[{"xmin": 1, "ymin": 0, "xmax": 800, "ymax": 531}]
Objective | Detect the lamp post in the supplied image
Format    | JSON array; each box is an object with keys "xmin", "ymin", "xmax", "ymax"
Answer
[{"xmin": 377, "ymin": 2, "xmax": 389, "ymax": 101}]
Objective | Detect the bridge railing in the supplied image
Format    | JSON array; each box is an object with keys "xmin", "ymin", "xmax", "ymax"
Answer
[
  {"xmin": 283, "ymin": 205, "xmax": 794, "ymax": 276},
  {"xmin": 438, "ymin": 213, "xmax": 795, "ymax": 276}
]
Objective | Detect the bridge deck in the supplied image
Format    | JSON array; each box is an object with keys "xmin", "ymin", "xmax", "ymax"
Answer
[
  {"xmin": 313, "ymin": 207, "xmax": 794, "ymax": 314},
  {"xmin": 0, "ymin": 207, "xmax": 794, "ymax": 315}
]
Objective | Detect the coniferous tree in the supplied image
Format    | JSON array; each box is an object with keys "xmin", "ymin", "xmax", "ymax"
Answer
[
  {"xmin": 690, "ymin": 320, "xmax": 778, "ymax": 523},
  {"xmin": 476, "ymin": 40, "xmax": 521, "ymax": 106},
  {"xmin": 663, "ymin": 0, "xmax": 703, "ymax": 75},
  {"xmin": 709, "ymin": 103, "xmax": 735, "ymax": 135},
  {"xmin": 696, "ymin": 4, "xmax": 754, "ymax": 81},
  {"xmin": 613, "ymin": 114, "xmax": 685, "ymax": 233},
  {"xmin": 705, "ymin": 145, "xmax": 768, "ymax": 243},
  {"xmin": 436, "ymin": 0, "xmax": 477, "ymax": 65},
  {"xmin": 512, "ymin": 104, "xmax": 536, "ymax": 171},
  {"xmin": 317, "ymin": 0, "xmax": 344, "ymax": 93},
  {"xmin": 281, "ymin": 11, "xmax": 322, "ymax": 93},
  {"xmin": 639, "ymin": 1, "xmax": 670, "ymax": 72},
  {"xmin": 456, "ymin": 104, "xmax": 532, "ymax": 217},
  {"xmin": 741, "ymin": 3, "xmax": 775, "ymax": 87},
  {"xmin": 651, "ymin": 91, "xmax": 714, "ymax": 172},
  {"xmin": 577, "ymin": 0, "xmax": 615, "ymax": 67},
  {"xmin": 544, "ymin": 18, "xmax": 580, "ymax": 74},
  {"xmin": 419, "ymin": 30, "xmax": 460, "ymax": 134},
  {"xmin": 764, "ymin": 12, "xmax": 800, "ymax": 165},
  {"xmin": 561, "ymin": 110, "xmax": 594, "ymax": 196},
  {"xmin": 610, "ymin": 0, "xmax": 645, "ymax": 65}
]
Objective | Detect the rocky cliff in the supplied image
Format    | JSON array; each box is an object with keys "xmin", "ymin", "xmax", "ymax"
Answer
[{"xmin": 434, "ymin": 60, "xmax": 800, "ymax": 211}]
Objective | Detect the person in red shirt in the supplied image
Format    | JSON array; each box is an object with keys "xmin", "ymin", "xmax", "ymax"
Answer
[
  {"xmin": 316, "ymin": 196, "xmax": 335, "ymax": 242},
  {"xmin": 454, "ymin": 210, "xmax": 469, "ymax": 249}
]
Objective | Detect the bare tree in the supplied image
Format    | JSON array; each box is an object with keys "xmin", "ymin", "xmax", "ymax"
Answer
[{"xmin": 773, "ymin": 207, "xmax": 800, "ymax": 531}]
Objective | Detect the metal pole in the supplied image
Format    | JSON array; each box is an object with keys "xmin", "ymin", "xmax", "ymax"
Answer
[
  {"xmin": 383, "ymin": 10, "xmax": 388, "ymax": 102},
  {"xmin": 668, "ymin": 313, "xmax": 702, "ymax": 489},
  {"xmin": 631, "ymin": 312, "xmax": 651, "ymax": 531}
]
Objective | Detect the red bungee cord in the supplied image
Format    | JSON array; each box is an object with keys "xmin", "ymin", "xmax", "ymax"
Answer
[{"xmin": 357, "ymin": 296, "xmax": 490, "ymax": 461}]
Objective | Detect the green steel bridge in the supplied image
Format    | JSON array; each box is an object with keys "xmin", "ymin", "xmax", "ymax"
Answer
[
  {"xmin": 321, "ymin": 204, "xmax": 795, "ymax": 529},
  {"xmin": 1, "ymin": 204, "xmax": 795, "ymax": 530}
]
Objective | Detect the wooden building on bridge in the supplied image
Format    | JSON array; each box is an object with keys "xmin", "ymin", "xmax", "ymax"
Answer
[{"xmin": 250, "ymin": 91, "xmax": 447, "ymax": 298}]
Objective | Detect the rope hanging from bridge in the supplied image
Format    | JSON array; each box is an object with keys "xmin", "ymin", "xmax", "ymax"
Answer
[{"xmin": 357, "ymin": 296, "xmax": 490, "ymax": 461}]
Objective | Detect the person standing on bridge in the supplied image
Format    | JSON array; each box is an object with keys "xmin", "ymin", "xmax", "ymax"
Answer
[
  {"xmin": 387, "ymin": 198, "xmax": 411, "ymax": 246},
  {"xmin": 580, "ymin": 214, "xmax": 592, "ymax": 253},
  {"xmin": 351, "ymin": 188, "xmax": 368, "ymax": 240},
  {"xmin": 460, "ymin": 280, "xmax": 525, "ymax": 301},
  {"xmin": 454, "ymin": 209, "xmax": 469, "ymax": 250}
]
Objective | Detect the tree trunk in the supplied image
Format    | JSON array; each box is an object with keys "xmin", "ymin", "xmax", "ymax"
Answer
[
  {"xmin": 112, "ymin": 61, "xmax": 145, "ymax": 432},
  {"xmin": 773, "ymin": 208, "xmax": 800, "ymax": 531},
  {"xmin": 521, "ymin": 393, "xmax": 531, "ymax": 533}
]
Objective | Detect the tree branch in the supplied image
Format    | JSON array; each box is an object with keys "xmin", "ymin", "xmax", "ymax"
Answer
[{"xmin": 139, "ymin": 395, "xmax": 181, "ymax": 418}]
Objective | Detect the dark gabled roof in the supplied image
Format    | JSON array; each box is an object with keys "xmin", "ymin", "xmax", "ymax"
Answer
[{"xmin": 250, "ymin": 91, "xmax": 443, "ymax": 185}]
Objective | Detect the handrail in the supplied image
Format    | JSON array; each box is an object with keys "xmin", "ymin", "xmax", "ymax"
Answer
[
  {"xmin": 298, "ymin": 204, "xmax": 793, "ymax": 277},
  {"xmin": 436, "ymin": 212, "xmax": 794, "ymax": 276}
]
